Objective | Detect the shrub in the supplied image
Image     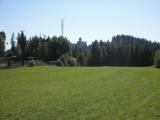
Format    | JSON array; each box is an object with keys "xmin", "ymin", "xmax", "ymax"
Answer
[
  {"xmin": 56, "ymin": 53, "xmax": 77, "ymax": 67},
  {"xmin": 28, "ymin": 60, "xmax": 45, "ymax": 67},
  {"xmin": 154, "ymin": 50, "xmax": 160, "ymax": 68},
  {"xmin": 56, "ymin": 59, "xmax": 64, "ymax": 66},
  {"xmin": 35, "ymin": 60, "xmax": 45, "ymax": 66},
  {"xmin": 28, "ymin": 60, "xmax": 36, "ymax": 67},
  {"xmin": 68, "ymin": 57, "xmax": 77, "ymax": 66}
]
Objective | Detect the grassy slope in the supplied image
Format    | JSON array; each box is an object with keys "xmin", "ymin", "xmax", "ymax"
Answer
[{"xmin": 0, "ymin": 66, "xmax": 159, "ymax": 120}]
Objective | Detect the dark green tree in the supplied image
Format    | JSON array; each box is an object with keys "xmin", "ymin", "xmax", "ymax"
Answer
[
  {"xmin": 154, "ymin": 50, "xmax": 160, "ymax": 68},
  {"xmin": 16, "ymin": 45, "xmax": 22, "ymax": 57},
  {"xmin": 89, "ymin": 40, "xmax": 102, "ymax": 66},
  {"xmin": 10, "ymin": 32, "xmax": 16, "ymax": 56},
  {"xmin": 39, "ymin": 41, "xmax": 48, "ymax": 61},
  {"xmin": 0, "ymin": 32, "xmax": 6, "ymax": 57},
  {"xmin": 17, "ymin": 31, "xmax": 27, "ymax": 65},
  {"xmin": 49, "ymin": 36, "xmax": 71, "ymax": 60}
]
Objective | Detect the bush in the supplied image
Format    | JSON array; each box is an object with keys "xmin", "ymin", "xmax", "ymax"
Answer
[
  {"xmin": 27, "ymin": 60, "xmax": 45, "ymax": 67},
  {"xmin": 68, "ymin": 57, "xmax": 77, "ymax": 66},
  {"xmin": 56, "ymin": 59, "xmax": 64, "ymax": 66},
  {"xmin": 56, "ymin": 53, "xmax": 77, "ymax": 67},
  {"xmin": 28, "ymin": 60, "xmax": 36, "ymax": 67},
  {"xmin": 35, "ymin": 60, "xmax": 45, "ymax": 66},
  {"xmin": 154, "ymin": 50, "xmax": 160, "ymax": 68}
]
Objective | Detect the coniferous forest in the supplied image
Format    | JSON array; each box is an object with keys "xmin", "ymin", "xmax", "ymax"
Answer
[{"xmin": 0, "ymin": 31, "xmax": 160, "ymax": 67}]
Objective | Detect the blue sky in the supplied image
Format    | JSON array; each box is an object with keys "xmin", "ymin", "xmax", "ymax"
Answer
[{"xmin": 0, "ymin": 0, "xmax": 160, "ymax": 49}]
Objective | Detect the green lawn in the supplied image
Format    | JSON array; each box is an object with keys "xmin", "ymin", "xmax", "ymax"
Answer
[{"xmin": 0, "ymin": 66, "xmax": 159, "ymax": 120}]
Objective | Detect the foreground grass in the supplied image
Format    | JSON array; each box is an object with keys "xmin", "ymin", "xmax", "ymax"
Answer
[{"xmin": 0, "ymin": 66, "xmax": 159, "ymax": 120}]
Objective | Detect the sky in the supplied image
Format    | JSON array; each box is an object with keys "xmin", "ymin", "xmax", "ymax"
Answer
[{"xmin": 0, "ymin": 0, "xmax": 160, "ymax": 49}]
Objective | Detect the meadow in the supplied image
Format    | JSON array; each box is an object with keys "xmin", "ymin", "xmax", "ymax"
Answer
[{"xmin": 0, "ymin": 66, "xmax": 159, "ymax": 120}]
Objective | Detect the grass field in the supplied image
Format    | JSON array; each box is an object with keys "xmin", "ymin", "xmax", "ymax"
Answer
[{"xmin": 0, "ymin": 66, "xmax": 160, "ymax": 120}]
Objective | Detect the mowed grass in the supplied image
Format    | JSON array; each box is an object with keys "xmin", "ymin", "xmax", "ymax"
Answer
[{"xmin": 0, "ymin": 66, "xmax": 160, "ymax": 120}]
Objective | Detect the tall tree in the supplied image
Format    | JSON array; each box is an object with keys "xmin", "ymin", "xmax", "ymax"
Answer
[
  {"xmin": 39, "ymin": 41, "xmax": 48, "ymax": 61},
  {"xmin": 89, "ymin": 40, "xmax": 102, "ymax": 66},
  {"xmin": 17, "ymin": 31, "xmax": 27, "ymax": 65},
  {"xmin": 154, "ymin": 50, "xmax": 160, "ymax": 68},
  {"xmin": 0, "ymin": 32, "xmax": 6, "ymax": 57},
  {"xmin": 16, "ymin": 45, "xmax": 22, "ymax": 57},
  {"xmin": 10, "ymin": 32, "xmax": 16, "ymax": 56}
]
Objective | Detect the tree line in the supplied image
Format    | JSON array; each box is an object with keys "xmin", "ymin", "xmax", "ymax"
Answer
[
  {"xmin": 89, "ymin": 35, "xmax": 160, "ymax": 66},
  {"xmin": 0, "ymin": 31, "xmax": 160, "ymax": 67}
]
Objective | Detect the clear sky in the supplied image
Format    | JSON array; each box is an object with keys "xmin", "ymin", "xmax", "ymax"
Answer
[{"xmin": 0, "ymin": 0, "xmax": 160, "ymax": 49}]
